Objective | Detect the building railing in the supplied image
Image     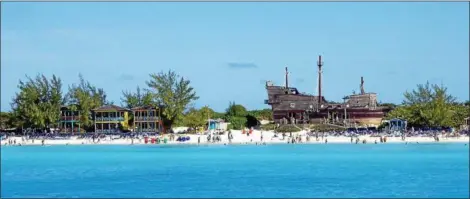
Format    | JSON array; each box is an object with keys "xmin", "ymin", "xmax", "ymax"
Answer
[
  {"xmin": 95, "ymin": 117, "xmax": 125, "ymax": 122},
  {"xmin": 134, "ymin": 116, "xmax": 160, "ymax": 121}
]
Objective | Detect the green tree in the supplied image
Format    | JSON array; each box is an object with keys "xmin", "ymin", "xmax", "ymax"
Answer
[
  {"xmin": 0, "ymin": 112, "xmax": 13, "ymax": 130},
  {"xmin": 65, "ymin": 74, "xmax": 109, "ymax": 131},
  {"xmin": 146, "ymin": 70, "xmax": 199, "ymax": 130},
  {"xmin": 121, "ymin": 86, "xmax": 154, "ymax": 109},
  {"xmin": 247, "ymin": 109, "xmax": 273, "ymax": 121},
  {"xmin": 199, "ymin": 106, "xmax": 214, "ymax": 120},
  {"xmin": 225, "ymin": 102, "xmax": 247, "ymax": 118},
  {"xmin": 386, "ymin": 82, "xmax": 463, "ymax": 128},
  {"xmin": 224, "ymin": 102, "xmax": 248, "ymax": 130},
  {"xmin": 378, "ymin": 102, "xmax": 397, "ymax": 109},
  {"xmin": 212, "ymin": 112, "xmax": 225, "ymax": 119},
  {"xmin": 181, "ymin": 108, "xmax": 206, "ymax": 131},
  {"xmin": 227, "ymin": 116, "xmax": 247, "ymax": 130},
  {"xmin": 11, "ymin": 74, "xmax": 64, "ymax": 130}
]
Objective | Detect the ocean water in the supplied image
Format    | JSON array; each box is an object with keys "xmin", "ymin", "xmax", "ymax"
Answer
[{"xmin": 1, "ymin": 143, "xmax": 469, "ymax": 198}]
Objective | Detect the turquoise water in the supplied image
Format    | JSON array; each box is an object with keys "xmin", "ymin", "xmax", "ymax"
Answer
[{"xmin": 1, "ymin": 144, "xmax": 469, "ymax": 198}]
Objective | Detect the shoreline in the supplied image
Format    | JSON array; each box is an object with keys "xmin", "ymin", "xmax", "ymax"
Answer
[{"xmin": 2, "ymin": 130, "xmax": 469, "ymax": 146}]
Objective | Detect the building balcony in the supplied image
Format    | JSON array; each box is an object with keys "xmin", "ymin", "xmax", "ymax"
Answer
[
  {"xmin": 95, "ymin": 117, "xmax": 125, "ymax": 122},
  {"xmin": 134, "ymin": 116, "xmax": 160, "ymax": 121}
]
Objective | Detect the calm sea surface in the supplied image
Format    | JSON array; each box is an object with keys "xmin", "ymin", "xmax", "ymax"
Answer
[{"xmin": 1, "ymin": 144, "xmax": 469, "ymax": 198}]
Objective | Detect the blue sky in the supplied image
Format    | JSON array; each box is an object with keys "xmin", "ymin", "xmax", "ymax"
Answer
[{"xmin": 1, "ymin": 2, "xmax": 469, "ymax": 112}]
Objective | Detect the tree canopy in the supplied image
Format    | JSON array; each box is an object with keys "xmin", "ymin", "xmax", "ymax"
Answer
[
  {"xmin": 179, "ymin": 106, "xmax": 214, "ymax": 131},
  {"xmin": 247, "ymin": 109, "xmax": 273, "ymax": 121},
  {"xmin": 121, "ymin": 86, "xmax": 154, "ymax": 109},
  {"xmin": 146, "ymin": 70, "xmax": 199, "ymax": 129},
  {"xmin": 11, "ymin": 74, "xmax": 63, "ymax": 130},
  {"xmin": 386, "ymin": 82, "xmax": 468, "ymax": 128},
  {"xmin": 65, "ymin": 74, "xmax": 109, "ymax": 131}
]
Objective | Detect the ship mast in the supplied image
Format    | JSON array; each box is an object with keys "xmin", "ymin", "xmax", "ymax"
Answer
[
  {"xmin": 360, "ymin": 76, "xmax": 365, "ymax": 95},
  {"xmin": 285, "ymin": 67, "xmax": 289, "ymax": 89},
  {"xmin": 317, "ymin": 55, "xmax": 323, "ymax": 105}
]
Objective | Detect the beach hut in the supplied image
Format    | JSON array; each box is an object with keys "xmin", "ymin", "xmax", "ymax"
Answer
[
  {"xmin": 207, "ymin": 119, "xmax": 228, "ymax": 131},
  {"xmin": 388, "ymin": 118, "xmax": 407, "ymax": 132}
]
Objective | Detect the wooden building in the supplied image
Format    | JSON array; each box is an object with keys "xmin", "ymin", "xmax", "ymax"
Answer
[
  {"xmin": 265, "ymin": 56, "xmax": 392, "ymax": 127},
  {"xmin": 59, "ymin": 106, "xmax": 81, "ymax": 134},
  {"xmin": 463, "ymin": 117, "xmax": 469, "ymax": 131},
  {"xmin": 131, "ymin": 106, "xmax": 162, "ymax": 133},
  {"xmin": 93, "ymin": 105, "xmax": 130, "ymax": 133}
]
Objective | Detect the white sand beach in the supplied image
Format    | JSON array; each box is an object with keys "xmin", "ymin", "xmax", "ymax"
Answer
[{"xmin": 1, "ymin": 130, "xmax": 469, "ymax": 146}]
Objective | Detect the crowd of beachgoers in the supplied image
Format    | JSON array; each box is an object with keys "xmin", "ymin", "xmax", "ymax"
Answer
[{"xmin": 1, "ymin": 128, "xmax": 469, "ymax": 146}]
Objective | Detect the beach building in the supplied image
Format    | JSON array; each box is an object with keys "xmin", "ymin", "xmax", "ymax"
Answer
[
  {"xmin": 131, "ymin": 106, "xmax": 162, "ymax": 133},
  {"xmin": 93, "ymin": 105, "xmax": 130, "ymax": 133},
  {"xmin": 463, "ymin": 117, "xmax": 469, "ymax": 131},
  {"xmin": 59, "ymin": 106, "xmax": 81, "ymax": 134},
  {"xmin": 208, "ymin": 119, "xmax": 229, "ymax": 131}
]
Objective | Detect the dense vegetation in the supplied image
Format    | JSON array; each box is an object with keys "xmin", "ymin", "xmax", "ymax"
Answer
[
  {"xmin": 385, "ymin": 82, "xmax": 469, "ymax": 128},
  {"xmin": 2, "ymin": 71, "xmax": 273, "ymax": 133},
  {"xmin": 2, "ymin": 71, "xmax": 468, "ymax": 133}
]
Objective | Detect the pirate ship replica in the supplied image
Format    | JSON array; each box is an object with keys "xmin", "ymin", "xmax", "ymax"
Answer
[{"xmin": 265, "ymin": 56, "xmax": 392, "ymax": 127}]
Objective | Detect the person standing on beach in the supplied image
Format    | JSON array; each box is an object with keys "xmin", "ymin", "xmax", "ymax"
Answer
[
  {"xmin": 198, "ymin": 136, "xmax": 201, "ymax": 145},
  {"xmin": 41, "ymin": 139, "xmax": 45, "ymax": 146}
]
